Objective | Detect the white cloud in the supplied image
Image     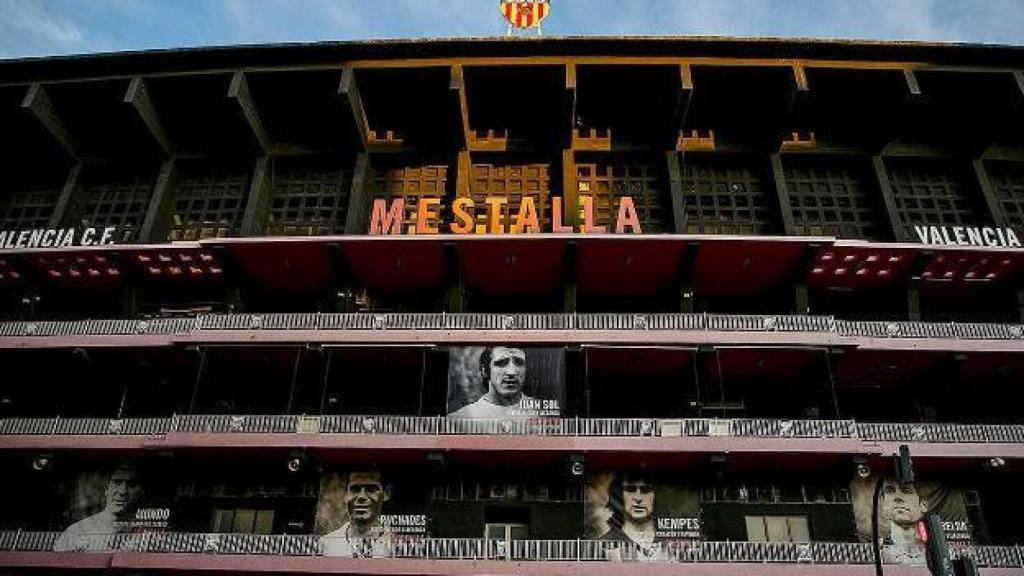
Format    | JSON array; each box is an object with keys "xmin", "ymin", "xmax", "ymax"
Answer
[{"xmin": 0, "ymin": 0, "xmax": 87, "ymax": 56}]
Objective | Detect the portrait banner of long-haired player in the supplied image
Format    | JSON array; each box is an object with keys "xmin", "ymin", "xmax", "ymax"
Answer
[
  {"xmin": 316, "ymin": 469, "xmax": 429, "ymax": 558},
  {"xmin": 586, "ymin": 470, "xmax": 701, "ymax": 561},
  {"xmin": 446, "ymin": 346, "xmax": 565, "ymax": 418},
  {"xmin": 850, "ymin": 475, "xmax": 972, "ymax": 566}
]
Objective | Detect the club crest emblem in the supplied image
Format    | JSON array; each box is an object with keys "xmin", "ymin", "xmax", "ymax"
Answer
[{"xmin": 500, "ymin": 0, "xmax": 551, "ymax": 29}]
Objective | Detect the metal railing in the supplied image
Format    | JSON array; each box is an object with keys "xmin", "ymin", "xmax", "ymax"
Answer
[
  {"xmin": 1, "ymin": 312, "xmax": 1023, "ymax": 341},
  {"xmin": 1, "ymin": 531, "xmax": 1021, "ymax": 568},
  {"xmin": 2, "ymin": 415, "xmax": 1024, "ymax": 446}
]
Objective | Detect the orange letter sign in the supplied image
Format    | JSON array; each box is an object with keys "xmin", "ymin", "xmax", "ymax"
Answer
[
  {"xmin": 513, "ymin": 197, "xmax": 540, "ymax": 234},
  {"xmin": 450, "ymin": 197, "xmax": 474, "ymax": 234},
  {"xmin": 551, "ymin": 197, "xmax": 572, "ymax": 233},
  {"xmin": 369, "ymin": 198, "xmax": 405, "ymax": 235},
  {"xmin": 580, "ymin": 196, "xmax": 607, "ymax": 234},
  {"xmin": 485, "ymin": 197, "xmax": 508, "ymax": 234},
  {"xmin": 615, "ymin": 196, "xmax": 642, "ymax": 234},
  {"xmin": 415, "ymin": 197, "xmax": 441, "ymax": 235}
]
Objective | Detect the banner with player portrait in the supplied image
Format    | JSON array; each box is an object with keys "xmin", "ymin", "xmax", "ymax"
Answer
[
  {"xmin": 446, "ymin": 346, "xmax": 565, "ymax": 418},
  {"xmin": 315, "ymin": 468, "xmax": 431, "ymax": 558},
  {"xmin": 54, "ymin": 462, "xmax": 171, "ymax": 552},
  {"xmin": 851, "ymin": 475, "xmax": 972, "ymax": 566},
  {"xmin": 585, "ymin": 470, "xmax": 702, "ymax": 561}
]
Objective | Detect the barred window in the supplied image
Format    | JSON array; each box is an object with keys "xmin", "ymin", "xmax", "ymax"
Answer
[
  {"xmin": 471, "ymin": 162, "xmax": 551, "ymax": 231},
  {"xmin": 266, "ymin": 163, "xmax": 350, "ymax": 236},
  {"xmin": 368, "ymin": 161, "xmax": 449, "ymax": 230},
  {"xmin": 168, "ymin": 166, "xmax": 250, "ymax": 241},
  {"xmin": 577, "ymin": 162, "xmax": 671, "ymax": 232},
  {"xmin": 678, "ymin": 156, "xmax": 778, "ymax": 235},
  {"xmin": 785, "ymin": 159, "xmax": 880, "ymax": 239},
  {"xmin": 886, "ymin": 159, "xmax": 984, "ymax": 239},
  {"xmin": 987, "ymin": 161, "xmax": 1024, "ymax": 228},
  {"xmin": 0, "ymin": 187, "xmax": 58, "ymax": 230},
  {"xmin": 79, "ymin": 172, "xmax": 154, "ymax": 243}
]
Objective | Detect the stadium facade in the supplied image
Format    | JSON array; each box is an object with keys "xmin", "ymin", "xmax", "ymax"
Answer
[{"xmin": 0, "ymin": 36, "xmax": 1024, "ymax": 575}]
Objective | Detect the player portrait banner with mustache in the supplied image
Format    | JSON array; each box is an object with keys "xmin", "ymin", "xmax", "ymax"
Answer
[
  {"xmin": 850, "ymin": 475, "xmax": 972, "ymax": 567},
  {"xmin": 53, "ymin": 462, "xmax": 170, "ymax": 552},
  {"xmin": 316, "ymin": 469, "xmax": 430, "ymax": 558},
  {"xmin": 586, "ymin": 470, "xmax": 702, "ymax": 561},
  {"xmin": 446, "ymin": 346, "xmax": 565, "ymax": 419}
]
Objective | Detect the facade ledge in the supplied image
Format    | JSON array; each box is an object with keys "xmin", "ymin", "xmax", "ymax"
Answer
[
  {"xmin": 0, "ymin": 534, "xmax": 1021, "ymax": 574},
  {"xmin": 2, "ymin": 551, "xmax": 994, "ymax": 575},
  {"xmin": 0, "ymin": 313, "xmax": 1023, "ymax": 352},
  {"xmin": 2, "ymin": 416, "xmax": 1022, "ymax": 463}
]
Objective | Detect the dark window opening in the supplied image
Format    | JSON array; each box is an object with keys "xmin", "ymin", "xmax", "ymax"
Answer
[
  {"xmin": 784, "ymin": 157, "xmax": 883, "ymax": 240},
  {"xmin": 167, "ymin": 162, "xmax": 251, "ymax": 241},
  {"xmin": 677, "ymin": 154, "xmax": 779, "ymax": 235},
  {"xmin": 266, "ymin": 157, "xmax": 351, "ymax": 236}
]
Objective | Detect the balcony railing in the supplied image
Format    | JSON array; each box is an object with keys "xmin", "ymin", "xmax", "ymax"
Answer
[
  {"xmin": 2, "ymin": 415, "xmax": 1023, "ymax": 445},
  {"xmin": 0, "ymin": 531, "xmax": 1021, "ymax": 568},
  {"xmin": 0, "ymin": 312, "xmax": 1022, "ymax": 341}
]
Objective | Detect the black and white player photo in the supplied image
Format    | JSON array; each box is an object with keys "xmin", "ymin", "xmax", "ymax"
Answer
[
  {"xmin": 316, "ymin": 468, "xmax": 429, "ymax": 559},
  {"xmin": 586, "ymin": 469, "xmax": 702, "ymax": 560},
  {"xmin": 446, "ymin": 346, "xmax": 565, "ymax": 419},
  {"xmin": 54, "ymin": 464, "xmax": 144, "ymax": 552},
  {"xmin": 851, "ymin": 475, "xmax": 972, "ymax": 566}
]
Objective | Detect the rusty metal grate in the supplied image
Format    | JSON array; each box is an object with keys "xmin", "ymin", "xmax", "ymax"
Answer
[
  {"xmin": 266, "ymin": 164, "xmax": 350, "ymax": 236},
  {"xmin": 577, "ymin": 162, "xmax": 671, "ymax": 232},
  {"xmin": 0, "ymin": 186, "xmax": 58, "ymax": 230},
  {"xmin": 471, "ymin": 162, "xmax": 551, "ymax": 231},
  {"xmin": 785, "ymin": 160, "xmax": 880, "ymax": 239},
  {"xmin": 987, "ymin": 161, "xmax": 1024, "ymax": 228},
  {"xmin": 369, "ymin": 161, "xmax": 449, "ymax": 231},
  {"xmin": 886, "ymin": 159, "xmax": 983, "ymax": 239},
  {"xmin": 677, "ymin": 156, "xmax": 777, "ymax": 235},
  {"xmin": 79, "ymin": 173, "xmax": 154, "ymax": 243},
  {"xmin": 168, "ymin": 166, "xmax": 250, "ymax": 241}
]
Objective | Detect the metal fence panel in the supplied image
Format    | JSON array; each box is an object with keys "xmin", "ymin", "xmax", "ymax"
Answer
[
  {"xmin": 518, "ymin": 314, "xmax": 574, "ymax": 330},
  {"xmin": 0, "ymin": 321, "xmax": 22, "ymax": 337},
  {"xmin": 0, "ymin": 418, "xmax": 57, "ymax": 435},
  {"xmin": 963, "ymin": 545, "xmax": 1024, "ymax": 568},
  {"xmin": 775, "ymin": 315, "xmax": 835, "ymax": 333},
  {"xmin": 835, "ymin": 320, "xmax": 894, "ymax": 338},
  {"xmin": 143, "ymin": 317, "xmax": 198, "ymax": 335},
  {"xmin": 731, "ymin": 419, "xmax": 857, "ymax": 438},
  {"xmin": 386, "ymin": 314, "xmax": 446, "ymax": 330},
  {"xmin": 15, "ymin": 531, "xmax": 60, "ymax": 551},
  {"xmin": 118, "ymin": 418, "xmax": 173, "ymax": 435},
  {"xmin": 954, "ymin": 323, "xmax": 1019, "ymax": 340},
  {"xmin": 898, "ymin": 322, "xmax": 958, "ymax": 339},
  {"xmin": 644, "ymin": 314, "xmax": 705, "ymax": 331},
  {"xmin": 261, "ymin": 314, "xmax": 320, "ymax": 330},
  {"xmin": 576, "ymin": 314, "xmax": 638, "ymax": 331},
  {"xmin": 173, "ymin": 414, "xmax": 231, "ymax": 434},
  {"xmin": 1, "ymin": 530, "xmax": 1019, "ymax": 566},
  {"xmin": 52, "ymin": 418, "xmax": 110, "ymax": 435},
  {"xmin": 1, "ymin": 312, "xmax": 1023, "ymax": 341},
  {"xmin": 706, "ymin": 314, "xmax": 771, "ymax": 332}
]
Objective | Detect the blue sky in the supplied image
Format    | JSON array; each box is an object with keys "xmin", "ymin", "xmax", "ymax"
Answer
[{"xmin": 1, "ymin": 0, "xmax": 1023, "ymax": 59}]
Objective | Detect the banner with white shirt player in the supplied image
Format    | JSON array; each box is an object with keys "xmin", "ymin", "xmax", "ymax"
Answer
[
  {"xmin": 53, "ymin": 463, "xmax": 170, "ymax": 552},
  {"xmin": 446, "ymin": 346, "xmax": 565, "ymax": 419},
  {"xmin": 586, "ymin": 470, "xmax": 702, "ymax": 561},
  {"xmin": 316, "ymin": 469, "xmax": 430, "ymax": 558},
  {"xmin": 851, "ymin": 475, "xmax": 972, "ymax": 567}
]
